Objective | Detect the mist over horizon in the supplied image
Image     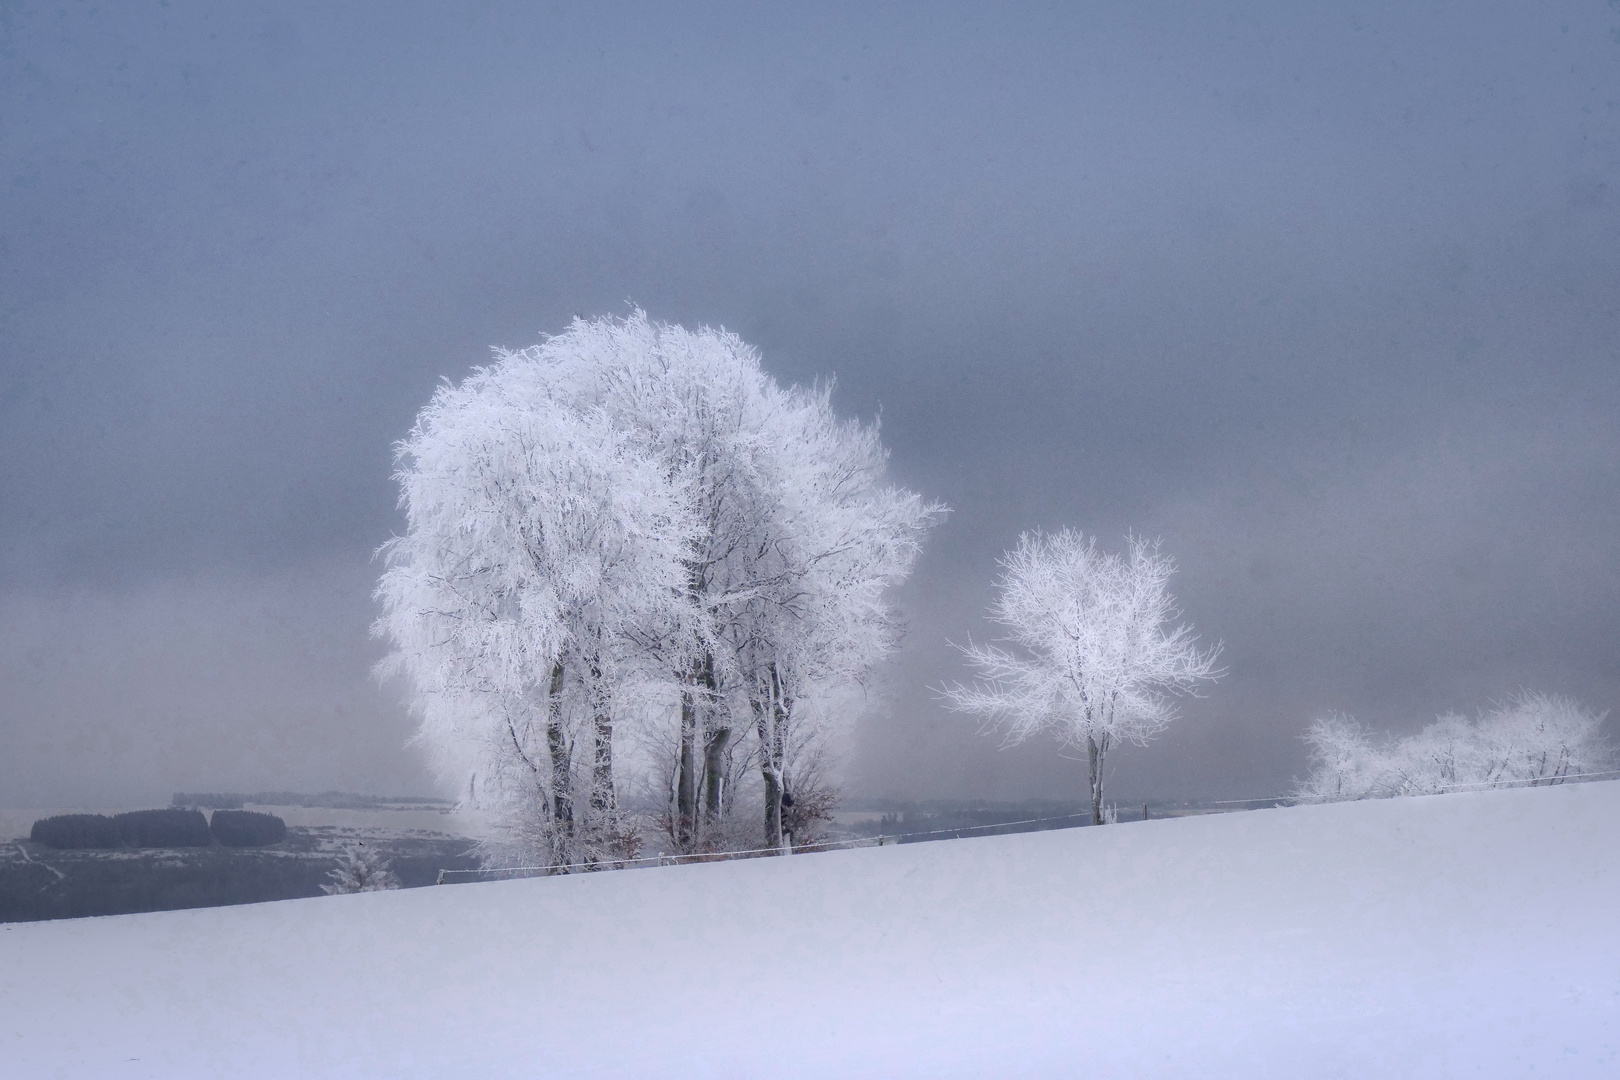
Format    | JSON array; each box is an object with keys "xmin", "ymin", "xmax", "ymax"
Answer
[{"xmin": 4, "ymin": 1, "xmax": 1618, "ymax": 809}]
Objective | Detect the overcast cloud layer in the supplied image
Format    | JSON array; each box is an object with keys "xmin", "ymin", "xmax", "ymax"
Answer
[{"xmin": 3, "ymin": 1, "xmax": 1617, "ymax": 807}]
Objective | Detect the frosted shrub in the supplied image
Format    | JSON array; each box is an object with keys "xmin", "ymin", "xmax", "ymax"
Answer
[
  {"xmin": 321, "ymin": 843, "xmax": 401, "ymax": 894},
  {"xmin": 1298, "ymin": 692, "xmax": 1613, "ymax": 802}
]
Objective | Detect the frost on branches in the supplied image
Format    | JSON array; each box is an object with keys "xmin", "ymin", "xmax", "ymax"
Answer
[
  {"xmin": 375, "ymin": 311, "xmax": 943, "ymax": 869},
  {"xmin": 322, "ymin": 844, "xmax": 401, "ymax": 894},
  {"xmin": 1296, "ymin": 692, "xmax": 1615, "ymax": 802},
  {"xmin": 941, "ymin": 531, "xmax": 1221, "ymax": 826}
]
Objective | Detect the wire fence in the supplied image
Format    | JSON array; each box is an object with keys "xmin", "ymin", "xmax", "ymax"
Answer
[
  {"xmin": 436, "ymin": 768, "xmax": 1620, "ymax": 884},
  {"xmin": 436, "ymin": 837, "xmax": 890, "ymax": 883}
]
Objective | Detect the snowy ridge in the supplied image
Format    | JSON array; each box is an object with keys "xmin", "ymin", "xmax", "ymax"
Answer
[{"xmin": 3, "ymin": 780, "xmax": 1616, "ymax": 1079}]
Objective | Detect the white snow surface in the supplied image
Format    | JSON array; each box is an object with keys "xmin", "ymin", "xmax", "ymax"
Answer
[{"xmin": 3, "ymin": 781, "xmax": 1616, "ymax": 1079}]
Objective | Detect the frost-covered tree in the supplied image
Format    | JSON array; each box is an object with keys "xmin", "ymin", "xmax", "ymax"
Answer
[
  {"xmin": 321, "ymin": 843, "xmax": 401, "ymax": 894},
  {"xmin": 942, "ymin": 531, "xmax": 1221, "ymax": 825},
  {"xmin": 377, "ymin": 310, "xmax": 941, "ymax": 863},
  {"xmin": 375, "ymin": 371, "xmax": 697, "ymax": 868},
  {"xmin": 1297, "ymin": 692, "xmax": 1614, "ymax": 802},
  {"xmin": 1293, "ymin": 715, "xmax": 1394, "ymax": 802},
  {"xmin": 723, "ymin": 394, "xmax": 943, "ymax": 849}
]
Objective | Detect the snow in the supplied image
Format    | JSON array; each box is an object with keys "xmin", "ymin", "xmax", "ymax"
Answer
[{"xmin": 3, "ymin": 781, "xmax": 1616, "ymax": 1079}]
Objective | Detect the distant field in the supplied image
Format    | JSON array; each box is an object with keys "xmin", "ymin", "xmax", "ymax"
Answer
[{"xmin": 237, "ymin": 804, "xmax": 476, "ymax": 834}]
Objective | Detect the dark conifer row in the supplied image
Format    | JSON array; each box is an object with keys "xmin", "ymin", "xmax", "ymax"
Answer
[{"xmin": 29, "ymin": 809, "xmax": 286, "ymax": 849}]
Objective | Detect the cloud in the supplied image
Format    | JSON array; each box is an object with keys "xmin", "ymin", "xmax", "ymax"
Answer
[{"xmin": 0, "ymin": 559, "xmax": 426, "ymax": 807}]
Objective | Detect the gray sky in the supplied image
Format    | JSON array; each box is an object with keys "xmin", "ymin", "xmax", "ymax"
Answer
[{"xmin": 3, "ymin": 1, "xmax": 1617, "ymax": 807}]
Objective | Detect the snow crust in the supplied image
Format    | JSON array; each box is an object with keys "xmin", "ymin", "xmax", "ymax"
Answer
[{"xmin": 3, "ymin": 781, "xmax": 1616, "ymax": 1079}]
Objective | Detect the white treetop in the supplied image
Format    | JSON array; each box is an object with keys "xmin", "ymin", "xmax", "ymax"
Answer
[{"xmin": 942, "ymin": 530, "xmax": 1221, "ymax": 824}]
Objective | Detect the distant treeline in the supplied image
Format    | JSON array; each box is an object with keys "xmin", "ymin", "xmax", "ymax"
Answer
[
  {"xmin": 171, "ymin": 791, "xmax": 453, "ymax": 810},
  {"xmin": 29, "ymin": 809, "xmax": 286, "ymax": 849}
]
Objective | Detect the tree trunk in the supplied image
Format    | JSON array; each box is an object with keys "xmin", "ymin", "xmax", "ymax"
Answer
[
  {"xmin": 761, "ymin": 761, "xmax": 783, "ymax": 850},
  {"xmin": 590, "ymin": 716, "xmax": 615, "ymax": 814},
  {"xmin": 675, "ymin": 688, "xmax": 698, "ymax": 850},
  {"xmin": 702, "ymin": 725, "xmax": 731, "ymax": 823},
  {"xmin": 544, "ymin": 662, "xmax": 574, "ymax": 864},
  {"xmin": 587, "ymin": 661, "xmax": 616, "ymax": 825},
  {"xmin": 587, "ymin": 712, "xmax": 622, "ymax": 869},
  {"xmin": 590, "ymin": 714, "xmax": 616, "ymax": 822},
  {"xmin": 1086, "ymin": 732, "xmax": 1109, "ymax": 826},
  {"xmin": 755, "ymin": 663, "xmax": 791, "ymax": 852},
  {"xmin": 673, "ymin": 654, "xmax": 714, "ymax": 852}
]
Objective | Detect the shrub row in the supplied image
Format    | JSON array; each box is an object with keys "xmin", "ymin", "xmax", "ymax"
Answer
[
  {"xmin": 29, "ymin": 814, "xmax": 122, "ymax": 849},
  {"xmin": 29, "ymin": 809, "xmax": 287, "ymax": 849},
  {"xmin": 114, "ymin": 809, "xmax": 212, "ymax": 847}
]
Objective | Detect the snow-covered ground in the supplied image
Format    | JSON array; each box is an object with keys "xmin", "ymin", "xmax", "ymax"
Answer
[{"xmin": 3, "ymin": 781, "xmax": 1615, "ymax": 1079}]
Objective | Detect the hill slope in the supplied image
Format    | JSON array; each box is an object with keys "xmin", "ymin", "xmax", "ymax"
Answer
[{"xmin": 3, "ymin": 781, "xmax": 1616, "ymax": 1079}]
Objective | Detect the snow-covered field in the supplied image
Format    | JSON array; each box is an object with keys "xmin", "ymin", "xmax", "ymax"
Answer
[{"xmin": 3, "ymin": 781, "xmax": 1615, "ymax": 1079}]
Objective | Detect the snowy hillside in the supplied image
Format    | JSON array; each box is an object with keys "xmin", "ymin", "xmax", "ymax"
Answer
[{"xmin": 3, "ymin": 781, "xmax": 1616, "ymax": 1079}]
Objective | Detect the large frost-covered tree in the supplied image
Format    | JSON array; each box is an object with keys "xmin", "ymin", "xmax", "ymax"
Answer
[
  {"xmin": 942, "ymin": 531, "xmax": 1221, "ymax": 825},
  {"xmin": 491, "ymin": 312, "xmax": 943, "ymax": 853},
  {"xmin": 1297, "ymin": 692, "xmax": 1615, "ymax": 803},
  {"xmin": 376, "ymin": 310, "xmax": 941, "ymax": 863}
]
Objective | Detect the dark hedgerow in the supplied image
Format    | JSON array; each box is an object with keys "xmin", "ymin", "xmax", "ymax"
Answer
[
  {"xmin": 210, "ymin": 810, "xmax": 287, "ymax": 847},
  {"xmin": 114, "ymin": 809, "xmax": 212, "ymax": 848},
  {"xmin": 29, "ymin": 814, "xmax": 122, "ymax": 849}
]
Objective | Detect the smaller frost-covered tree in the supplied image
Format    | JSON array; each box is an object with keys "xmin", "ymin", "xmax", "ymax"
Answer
[
  {"xmin": 941, "ymin": 531, "xmax": 1221, "ymax": 825},
  {"xmin": 1297, "ymin": 692, "xmax": 1615, "ymax": 802},
  {"xmin": 322, "ymin": 843, "xmax": 401, "ymax": 894}
]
